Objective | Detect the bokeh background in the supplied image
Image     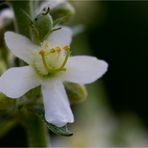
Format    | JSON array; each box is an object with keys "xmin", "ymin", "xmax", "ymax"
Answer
[{"xmin": 1, "ymin": 1, "xmax": 148, "ymax": 147}]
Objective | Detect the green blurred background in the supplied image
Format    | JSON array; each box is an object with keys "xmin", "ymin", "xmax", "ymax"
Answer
[{"xmin": 1, "ymin": 1, "xmax": 148, "ymax": 147}]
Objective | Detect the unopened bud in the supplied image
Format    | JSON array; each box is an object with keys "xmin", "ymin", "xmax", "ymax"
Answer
[
  {"xmin": 64, "ymin": 82, "xmax": 87, "ymax": 104},
  {"xmin": 51, "ymin": 2, "xmax": 75, "ymax": 24},
  {"xmin": 31, "ymin": 8, "xmax": 53, "ymax": 43}
]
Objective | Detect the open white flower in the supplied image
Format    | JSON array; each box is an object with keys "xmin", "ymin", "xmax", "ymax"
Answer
[
  {"xmin": 36, "ymin": 0, "xmax": 66, "ymax": 15},
  {"xmin": 0, "ymin": 8, "xmax": 14, "ymax": 28},
  {"xmin": 0, "ymin": 27, "xmax": 108, "ymax": 127}
]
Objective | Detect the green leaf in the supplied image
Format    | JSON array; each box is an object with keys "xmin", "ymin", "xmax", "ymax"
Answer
[{"xmin": 29, "ymin": 106, "xmax": 73, "ymax": 136}]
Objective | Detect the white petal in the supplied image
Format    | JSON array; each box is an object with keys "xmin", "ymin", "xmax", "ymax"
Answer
[
  {"xmin": 41, "ymin": 79, "xmax": 74, "ymax": 127},
  {"xmin": 47, "ymin": 26, "xmax": 72, "ymax": 48},
  {"xmin": 0, "ymin": 66, "xmax": 40, "ymax": 98},
  {"xmin": 0, "ymin": 9, "xmax": 14, "ymax": 28},
  {"xmin": 61, "ymin": 56, "xmax": 108, "ymax": 84},
  {"xmin": 0, "ymin": 9, "xmax": 13, "ymax": 18},
  {"xmin": 5, "ymin": 32, "xmax": 39, "ymax": 64},
  {"xmin": 36, "ymin": 0, "xmax": 66, "ymax": 15}
]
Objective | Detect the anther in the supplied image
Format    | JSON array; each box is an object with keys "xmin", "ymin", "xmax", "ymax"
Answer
[
  {"xmin": 42, "ymin": 7, "xmax": 50, "ymax": 15},
  {"xmin": 50, "ymin": 48, "xmax": 56, "ymax": 53},
  {"xmin": 39, "ymin": 50, "xmax": 45, "ymax": 56},
  {"xmin": 55, "ymin": 47, "xmax": 61, "ymax": 52},
  {"xmin": 64, "ymin": 45, "xmax": 70, "ymax": 52}
]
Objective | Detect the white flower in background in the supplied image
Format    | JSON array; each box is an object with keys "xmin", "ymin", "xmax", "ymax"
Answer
[
  {"xmin": 0, "ymin": 27, "xmax": 108, "ymax": 127},
  {"xmin": 36, "ymin": 0, "xmax": 66, "ymax": 15},
  {"xmin": 0, "ymin": 8, "xmax": 14, "ymax": 28}
]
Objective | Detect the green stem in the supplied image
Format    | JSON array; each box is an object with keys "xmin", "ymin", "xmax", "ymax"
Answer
[
  {"xmin": 9, "ymin": 1, "xmax": 49, "ymax": 147},
  {"xmin": 22, "ymin": 110, "xmax": 49, "ymax": 147}
]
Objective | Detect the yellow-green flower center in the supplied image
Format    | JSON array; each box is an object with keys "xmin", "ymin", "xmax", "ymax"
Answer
[{"xmin": 33, "ymin": 42, "xmax": 70, "ymax": 76}]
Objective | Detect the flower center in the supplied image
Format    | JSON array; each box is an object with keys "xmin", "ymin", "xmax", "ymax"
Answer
[{"xmin": 33, "ymin": 42, "xmax": 70, "ymax": 76}]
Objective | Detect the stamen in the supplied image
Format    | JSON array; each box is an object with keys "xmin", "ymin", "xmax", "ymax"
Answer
[
  {"xmin": 39, "ymin": 50, "xmax": 50, "ymax": 73},
  {"xmin": 50, "ymin": 48, "xmax": 56, "ymax": 53},
  {"xmin": 64, "ymin": 45, "xmax": 70, "ymax": 52},
  {"xmin": 59, "ymin": 45, "xmax": 70, "ymax": 69},
  {"xmin": 42, "ymin": 7, "xmax": 50, "ymax": 15},
  {"xmin": 37, "ymin": 45, "xmax": 70, "ymax": 75},
  {"xmin": 55, "ymin": 47, "xmax": 61, "ymax": 53}
]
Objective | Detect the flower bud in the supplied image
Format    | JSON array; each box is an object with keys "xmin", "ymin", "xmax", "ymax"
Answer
[
  {"xmin": 0, "ymin": 9, "xmax": 14, "ymax": 29},
  {"xmin": 51, "ymin": 2, "xmax": 75, "ymax": 24},
  {"xmin": 64, "ymin": 82, "xmax": 87, "ymax": 104},
  {"xmin": 31, "ymin": 8, "xmax": 53, "ymax": 43}
]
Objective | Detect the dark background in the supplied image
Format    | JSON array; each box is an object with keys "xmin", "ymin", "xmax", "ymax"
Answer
[{"xmin": 88, "ymin": 2, "xmax": 148, "ymax": 127}]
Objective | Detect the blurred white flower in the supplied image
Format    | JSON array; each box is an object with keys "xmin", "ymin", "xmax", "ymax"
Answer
[
  {"xmin": 0, "ymin": 8, "xmax": 13, "ymax": 28},
  {"xmin": 0, "ymin": 27, "xmax": 108, "ymax": 127},
  {"xmin": 36, "ymin": 0, "xmax": 66, "ymax": 15}
]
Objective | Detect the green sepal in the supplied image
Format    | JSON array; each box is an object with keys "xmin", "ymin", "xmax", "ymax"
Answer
[
  {"xmin": 29, "ymin": 106, "xmax": 73, "ymax": 136},
  {"xmin": 46, "ymin": 123, "xmax": 73, "ymax": 137},
  {"xmin": 64, "ymin": 82, "xmax": 88, "ymax": 104}
]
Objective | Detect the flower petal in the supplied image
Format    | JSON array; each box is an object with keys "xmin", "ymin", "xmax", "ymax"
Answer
[
  {"xmin": 47, "ymin": 26, "xmax": 72, "ymax": 48},
  {"xmin": 0, "ymin": 66, "xmax": 40, "ymax": 98},
  {"xmin": 41, "ymin": 79, "xmax": 74, "ymax": 127},
  {"xmin": 36, "ymin": 0, "xmax": 66, "ymax": 15},
  {"xmin": 0, "ymin": 9, "xmax": 14, "ymax": 28},
  {"xmin": 5, "ymin": 31, "xmax": 39, "ymax": 64},
  {"xmin": 61, "ymin": 56, "xmax": 108, "ymax": 84}
]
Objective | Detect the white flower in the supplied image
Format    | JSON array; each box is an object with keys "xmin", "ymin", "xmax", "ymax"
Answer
[
  {"xmin": 36, "ymin": 0, "xmax": 66, "ymax": 15},
  {"xmin": 0, "ymin": 8, "xmax": 14, "ymax": 28},
  {"xmin": 0, "ymin": 27, "xmax": 108, "ymax": 127}
]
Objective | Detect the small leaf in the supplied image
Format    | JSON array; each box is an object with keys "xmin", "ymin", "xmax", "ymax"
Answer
[{"xmin": 29, "ymin": 106, "xmax": 73, "ymax": 136}]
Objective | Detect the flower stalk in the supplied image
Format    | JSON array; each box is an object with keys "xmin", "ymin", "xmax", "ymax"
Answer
[
  {"xmin": 21, "ymin": 109, "xmax": 48, "ymax": 147},
  {"xmin": 9, "ymin": 1, "xmax": 49, "ymax": 147}
]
